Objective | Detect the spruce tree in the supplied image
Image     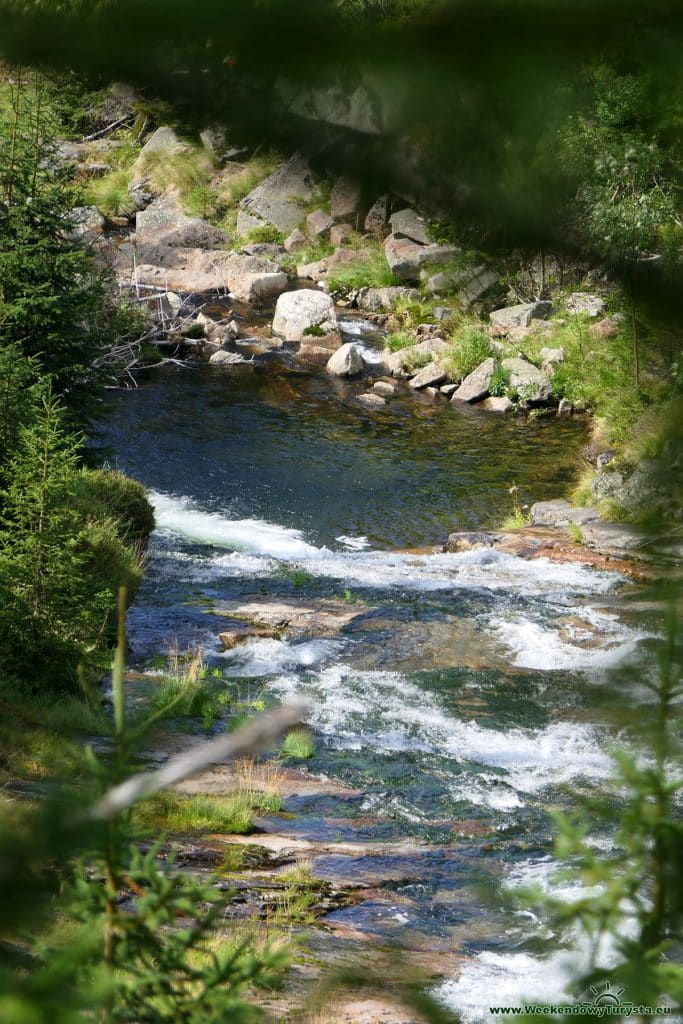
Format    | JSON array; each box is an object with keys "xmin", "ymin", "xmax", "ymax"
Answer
[
  {"xmin": 0, "ymin": 384, "xmax": 111, "ymax": 689},
  {"xmin": 0, "ymin": 69, "xmax": 109, "ymax": 423}
]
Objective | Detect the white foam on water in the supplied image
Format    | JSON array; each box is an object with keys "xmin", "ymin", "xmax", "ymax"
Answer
[
  {"xmin": 504, "ymin": 856, "xmax": 603, "ymax": 904},
  {"xmin": 148, "ymin": 492, "xmax": 625, "ymax": 604},
  {"xmin": 149, "ymin": 491, "xmax": 322, "ymax": 560},
  {"xmin": 435, "ymin": 900, "xmax": 642, "ymax": 1023},
  {"xmin": 217, "ymin": 637, "xmax": 342, "ymax": 677},
  {"xmin": 336, "ymin": 534, "xmax": 371, "ymax": 550},
  {"xmin": 487, "ymin": 608, "xmax": 648, "ymax": 671},
  {"xmin": 450, "ymin": 775, "xmax": 526, "ymax": 812},
  {"xmin": 270, "ymin": 665, "xmax": 611, "ymax": 792},
  {"xmin": 434, "ymin": 948, "xmax": 584, "ymax": 1022}
]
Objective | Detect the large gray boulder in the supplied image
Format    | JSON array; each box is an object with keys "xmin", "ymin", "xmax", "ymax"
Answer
[
  {"xmin": 451, "ymin": 358, "xmax": 495, "ymax": 403},
  {"xmin": 326, "ymin": 342, "xmax": 363, "ymax": 377},
  {"xmin": 384, "ymin": 235, "xmax": 457, "ymax": 283},
  {"xmin": 135, "ymin": 191, "xmax": 227, "ymax": 248},
  {"xmin": 389, "ymin": 208, "xmax": 431, "ymax": 245},
  {"xmin": 272, "ymin": 289, "xmax": 337, "ymax": 342},
  {"xmin": 489, "ymin": 301, "xmax": 553, "ymax": 333},
  {"xmin": 237, "ymin": 153, "xmax": 317, "ymax": 236},
  {"xmin": 501, "ymin": 357, "xmax": 552, "ymax": 402}
]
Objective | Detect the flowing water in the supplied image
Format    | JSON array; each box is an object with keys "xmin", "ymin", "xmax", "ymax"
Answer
[{"xmin": 96, "ymin": 347, "xmax": 655, "ymax": 1018}]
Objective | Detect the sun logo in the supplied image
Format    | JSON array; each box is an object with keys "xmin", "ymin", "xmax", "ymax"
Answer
[{"xmin": 590, "ymin": 982, "xmax": 626, "ymax": 1006}]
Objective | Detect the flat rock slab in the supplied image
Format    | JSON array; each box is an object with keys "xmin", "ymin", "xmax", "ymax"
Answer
[
  {"xmin": 237, "ymin": 153, "xmax": 317, "ymax": 235},
  {"xmin": 581, "ymin": 520, "xmax": 651, "ymax": 552},
  {"xmin": 444, "ymin": 527, "xmax": 650, "ymax": 578},
  {"xmin": 215, "ymin": 598, "xmax": 366, "ymax": 636},
  {"xmin": 210, "ymin": 832, "xmax": 458, "ymax": 859},
  {"xmin": 115, "ymin": 243, "xmax": 287, "ymax": 301},
  {"xmin": 530, "ymin": 499, "xmax": 600, "ymax": 527}
]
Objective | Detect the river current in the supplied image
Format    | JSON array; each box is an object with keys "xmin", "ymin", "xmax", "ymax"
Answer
[{"xmin": 95, "ymin": 348, "xmax": 653, "ymax": 1019}]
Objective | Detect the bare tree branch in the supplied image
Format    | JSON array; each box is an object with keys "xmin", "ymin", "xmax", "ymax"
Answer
[{"xmin": 86, "ymin": 702, "xmax": 308, "ymax": 821}]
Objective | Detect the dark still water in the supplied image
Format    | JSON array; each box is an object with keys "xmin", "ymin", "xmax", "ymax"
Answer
[{"xmin": 95, "ymin": 362, "xmax": 585, "ymax": 549}]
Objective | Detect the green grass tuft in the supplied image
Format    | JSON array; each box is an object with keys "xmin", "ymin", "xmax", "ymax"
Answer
[
  {"xmin": 134, "ymin": 788, "xmax": 281, "ymax": 836},
  {"xmin": 281, "ymin": 727, "xmax": 315, "ymax": 760},
  {"xmin": 326, "ymin": 241, "xmax": 400, "ymax": 291},
  {"xmin": 443, "ymin": 324, "xmax": 492, "ymax": 380}
]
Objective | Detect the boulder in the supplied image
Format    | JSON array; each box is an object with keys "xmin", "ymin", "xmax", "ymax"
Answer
[
  {"xmin": 440, "ymin": 383, "xmax": 458, "ymax": 397},
  {"xmin": 529, "ymin": 500, "xmax": 600, "ymax": 527},
  {"xmin": 326, "ymin": 343, "xmax": 363, "ymax": 377},
  {"xmin": 445, "ymin": 531, "xmax": 502, "ymax": 553},
  {"xmin": 451, "ymin": 358, "xmax": 496, "ymax": 403},
  {"xmin": 381, "ymin": 337, "xmax": 450, "ymax": 377},
  {"xmin": 557, "ymin": 398, "xmax": 574, "ymax": 418},
  {"xmin": 209, "ymin": 350, "xmax": 250, "ymax": 366},
  {"xmin": 237, "ymin": 153, "xmax": 317, "ymax": 235},
  {"xmin": 372, "ymin": 380, "xmax": 396, "ymax": 397},
  {"xmin": 356, "ymin": 286, "xmax": 420, "ymax": 312},
  {"xmin": 132, "ymin": 127, "xmax": 187, "ymax": 177},
  {"xmin": 69, "ymin": 205, "xmax": 105, "ymax": 241},
  {"xmin": 409, "ymin": 362, "xmax": 447, "ymax": 389},
  {"xmin": 114, "ymin": 243, "xmax": 287, "ymax": 301},
  {"xmin": 567, "ymin": 292, "xmax": 606, "ymax": 317},
  {"xmin": 501, "ymin": 357, "xmax": 552, "ymax": 402},
  {"xmin": 330, "ymin": 178, "xmax": 362, "ymax": 222},
  {"xmin": 241, "ymin": 242, "xmax": 285, "ymax": 258},
  {"xmin": 330, "ymin": 223, "xmax": 354, "ymax": 246},
  {"xmin": 306, "ymin": 208, "xmax": 334, "ymax": 238},
  {"xmin": 272, "ymin": 289, "xmax": 337, "ymax": 342},
  {"xmin": 539, "ymin": 346, "xmax": 564, "ymax": 373},
  {"xmin": 479, "ymin": 396, "xmax": 514, "ymax": 413},
  {"xmin": 384, "ymin": 235, "xmax": 457, "ymax": 283},
  {"xmin": 589, "ymin": 317, "xmax": 622, "ymax": 341},
  {"xmin": 128, "ymin": 177, "xmax": 154, "ymax": 212},
  {"xmin": 284, "ymin": 227, "xmax": 307, "ymax": 252},
  {"xmin": 591, "ymin": 469, "xmax": 626, "ymax": 501},
  {"xmin": 135, "ymin": 191, "xmax": 227, "ymax": 248},
  {"xmin": 580, "ymin": 521, "xmax": 649, "ymax": 552},
  {"xmin": 199, "ymin": 126, "xmax": 228, "ymax": 158},
  {"xmin": 389, "ymin": 208, "xmax": 431, "ymax": 245},
  {"xmin": 357, "ymin": 391, "xmax": 386, "ymax": 408},
  {"xmin": 458, "ymin": 267, "xmax": 500, "ymax": 308},
  {"xmin": 364, "ymin": 194, "xmax": 392, "ymax": 235},
  {"xmin": 489, "ymin": 301, "xmax": 553, "ymax": 333},
  {"xmin": 296, "ymin": 257, "xmax": 332, "ymax": 281},
  {"xmin": 425, "ymin": 264, "xmax": 498, "ymax": 307}
]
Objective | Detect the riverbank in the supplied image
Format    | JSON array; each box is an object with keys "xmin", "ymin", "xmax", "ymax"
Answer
[{"xmin": 59, "ymin": 96, "xmax": 681, "ymax": 531}]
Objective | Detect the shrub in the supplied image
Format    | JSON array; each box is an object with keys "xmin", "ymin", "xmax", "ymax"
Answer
[{"xmin": 71, "ymin": 469, "xmax": 155, "ymax": 548}]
